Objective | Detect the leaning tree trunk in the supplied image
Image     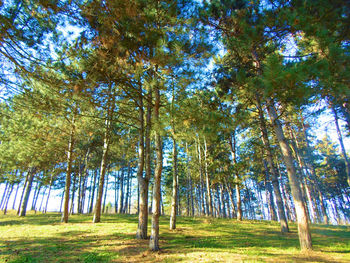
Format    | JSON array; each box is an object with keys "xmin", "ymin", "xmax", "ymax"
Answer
[
  {"xmin": 267, "ymin": 99, "xmax": 312, "ymax": 250},
  {"xmin": 170, "ymin": 138, "xmax": 178, "ymax": 230},
  {"xmin": 331, "ymin": 104, "xmax": 350, "ymax": 186},
  {"xmin": 12, "ymin": 182, "xmax": 20, "ymax": 210},
  {"xmin": 150, "ymin": 82, "xmax": 163, "ymax": 251},
  {"xmin": 3, "ymin": 183, "xmax": 14, "ymax": 214},
  {"xmin": 256, "ymin": 95, "xmax": 289, "ymax": 232},
  {"xmin": 17, "ymin": 172, "xmax": 29, "ymax": 215},
  {"xmin": 19, "ymin": 168, "xmax": 36, "ymax": 217},
  {"xmin": 61, "ymin": 116, "xmax": 75, "ymax": 223}
]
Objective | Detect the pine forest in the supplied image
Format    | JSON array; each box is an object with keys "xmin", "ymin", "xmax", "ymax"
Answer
[{"xmin": 0, "ymin": 0, "xmax": 349, "ymax": 262}]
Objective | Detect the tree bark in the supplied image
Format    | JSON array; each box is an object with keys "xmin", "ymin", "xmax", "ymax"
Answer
[
  {"xmin": 267, "ymin": 99, "xmax": 312, "ymax": 250},
  {"xmin": 61, "ymin": 116, "xmax": 75, "ymax": 223},
  {"xmin": 19, "ymin": 168, "xmax": 36, "ymax": 217},
  {"xmin": 150, "ymin": 84, "xmax": 163, "ymax": 251},
  {"xmin": 102, "ymin": 168, "xmax": 109, "ymax": 214},
  {"xmin": 17, "ymin": 172, "xmax": 29, "ymax": 215},
  {"xmin": 136, "ymin": 86, "xmax": 149, "ymax": 240},
  {"xmin": 3, "ymin": 183, "xmax": 14, "ymax": 214},
  {"xmin": 204, "ymin": 137, "xmax": 213, "ymax": 216},
  {"xmin": 93, "ymin": 92, "xmax": 114, "ymax": 223},
  {"xmin": 170, "ymin": 138, "xmax": 178, "ymax": 230},
  {"xmin": 44, "ymin": 174, "xmax": 54, "ymax": 213},
  {"xmin": 12, "ymin": 182, "xmax": 20, "ymax": 210},
  {"xmin": 331, "ymin": 104, "xmax": 350, "ymax": 186},
  {"xmin": 256, "ymin": 96, "xmax": 289, "ymax": 232}
]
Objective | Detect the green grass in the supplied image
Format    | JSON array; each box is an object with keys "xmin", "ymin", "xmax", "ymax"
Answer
[{"xmin": 0, "ymin": 211, "xmax": 349, "ymax": 262}]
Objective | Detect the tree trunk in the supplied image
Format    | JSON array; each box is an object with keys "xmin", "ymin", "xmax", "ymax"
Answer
[
  {"xmin": 124, "ymin": 165, "xmax": 131, "ymax": 213},
  {"xmin": 118, "ymin": 169, "xmax": 124, "ymax": 213},
  {"xmin": 114, "ymin": 171, "xmax": 119, "ymax": 213},
  {"xmin": 0, "ymin": 182, "xmax": 9, "ymax": 209},
  {"xmin": 70, "ymin": 173, "xmax": 77, "ymax": 214},
  {"xmin": 31, "ymin": 181, "xmax": 39, "ymax": 210},
  {"xmin": 44, "ymin": 174, "xmax": 54, "ymax": 213},
  {"xmin": 38, "ymin": 187, "xmax": 47, "ymax": 212},
  {"xmin": 61, "ymin": 117, "xmax": 75, "ymax": 223},
  {"xmin": 102, "ymin": 168, "xmax": 109, "ymax": 214},
  {"xmin": 264, "ymin": 160, "xmax": 278, "ymax": 221},
  {"xmin": 228, "ymin": 131, "xmax": 242, "ymax": 221},
  {"xmin": 12, "ymin": 182, "xmax": 20, "ymax": 210},
  {"xmin": 150, "ymin": 81, "xmax": 163, "ymax": 251},
  {"xmin": 256, "ymin": 95, "xmax": 289, "ymax": 232},
  {"xmin": 197, "ymin": 139, "xmax": 206, "ymax": 215},
  {"xmin": 89, "ymin": 170, "xmax": 97, "ymax": 214},
  {"xmin": 331, "ymin": 104, "xmax": 350, "ymax": 186},
  {"xmin": 267, "ymin": 99, "xmax": 312, "ymax": 250},
  {"xmin": 170, "ymin": 138, "xmax": 178, "ymax": 230},
  {"xmin": 19, "ymin": 168, "xmax": 36, "ymax": 217},
  {"xmin": 17, "ymin": 172, "xmax": 29, "ymax": 215},
  {"xmin": 225, "ymin": 180, "xmax": 236, "ymax": 218},
  {"xmin": 204, "ymin": 137, "xmax": 213, "ymax": 216},
  {"xmin": 3, "ymin": 183, "xmax": 14, "ymax": 214},
  {"xmin": 93, "ymin": 112, "xmax": 112, "ymax": 223},
  {"xmin": 136, "ymin": 86, "xmax": 149, "ymax": 240}
]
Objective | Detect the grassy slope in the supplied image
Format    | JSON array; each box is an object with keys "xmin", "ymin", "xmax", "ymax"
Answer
[{"xmin": 0, "ymin": 211, "xmax": 349, "ymax": 263}]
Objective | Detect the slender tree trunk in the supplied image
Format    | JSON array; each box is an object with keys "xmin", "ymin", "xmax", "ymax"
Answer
[
  {"xmin": 331, "ymin": 104, "xmax": 350, "ymax": 186},
  {"xmin": 39, "ymin": 187, "xmax": 47, "ymax": 212},
  {"xmin": 124, "ymin": 165, "xmax": 131, "ymax": 213},
  {"xmin": 12, "ymin": 182, "xmax": 20, "ymax": 210},
  {"xmin": 61, "ymin": 115, "xmax": 76, "ymax": 223},
  {"xmin": 150, "ymin": 81, "xmax": 163, "ymax": 251},
  {"xmin": 225, "ymin": 180, "xmax": 236, "ymax": 218},
  {"xmin": 256, "ymin": 95, "xmax": 289, "ymax": 232},
  {"xmin": 220, "ymin": 184, "xmax": 226, "ymax": 218},
  {"xmin": 170, "ymin": 138, "xmax": 178, "ymax": 230},
  {"xmin": 31, "ymin": 181, "xmax": 39, "ymax": 210},
  {"xmin": 19, "ymin": 168, "xmax": 36, "ymax": 217},
  {"xmin": 118, "ymin": 169, "xmax": 124, "ymax": 213},
  {"xmin": 44, "ymin": 174, "xmax": 54, "ymax": 213},
  {"xmin": 264, "ymin": 160, "xmax": 278, "ymax": 221},
  {"xmin": 89, "ymin": 170, "xmax": 97, "ymax": 214},
  {"xmin": 229, "ymin": 131, "xmax": 242, "ymax": 221},
  {"xmin": 93, "ymin": 105, "xmax": 113, "ymax": 223},
  {"xmin": 17, "ymin": 172, "xmax": 29, "ymax": 215},
  {"xmin": 267, "ymin": 99, "xmax": 312, "ymax": 250},
  {"xmin": 136, "ymin": 86, "xmax": 149, "ymax": 240},
  {"xmin": 0, "ymin": 182, "xmax": 9, "ymax": 209},
  {"xmin": 103, "ymin": 169, "xmax": 109, "ymax": 214},
  {"xmin": 318, "ymin": 190, "xmax": 329, "ymax": 224},
  {"xmin": 70, "ymin": 174, "xmax": 77, "ymax": 214},
  {"xmin": 114, "ymin": 171, "xmax": 118, "ymax": 213},
  {"xmin": 204, "ymin": 137, "xmax": 213, "ymax": 216},
  {"xmin": 3, "ymin": 183, "xmax": 14, "ymax": 214}
]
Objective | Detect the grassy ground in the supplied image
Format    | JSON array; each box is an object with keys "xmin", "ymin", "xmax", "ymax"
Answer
[{"xmin": 0, "ymin": 211, "xmax": 349, "ymax": 262}]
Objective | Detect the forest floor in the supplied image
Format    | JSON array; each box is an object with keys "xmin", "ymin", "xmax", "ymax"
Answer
[{"xmin": 0, "ymin": 211, "xmax": 349, "ymax": 263}]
